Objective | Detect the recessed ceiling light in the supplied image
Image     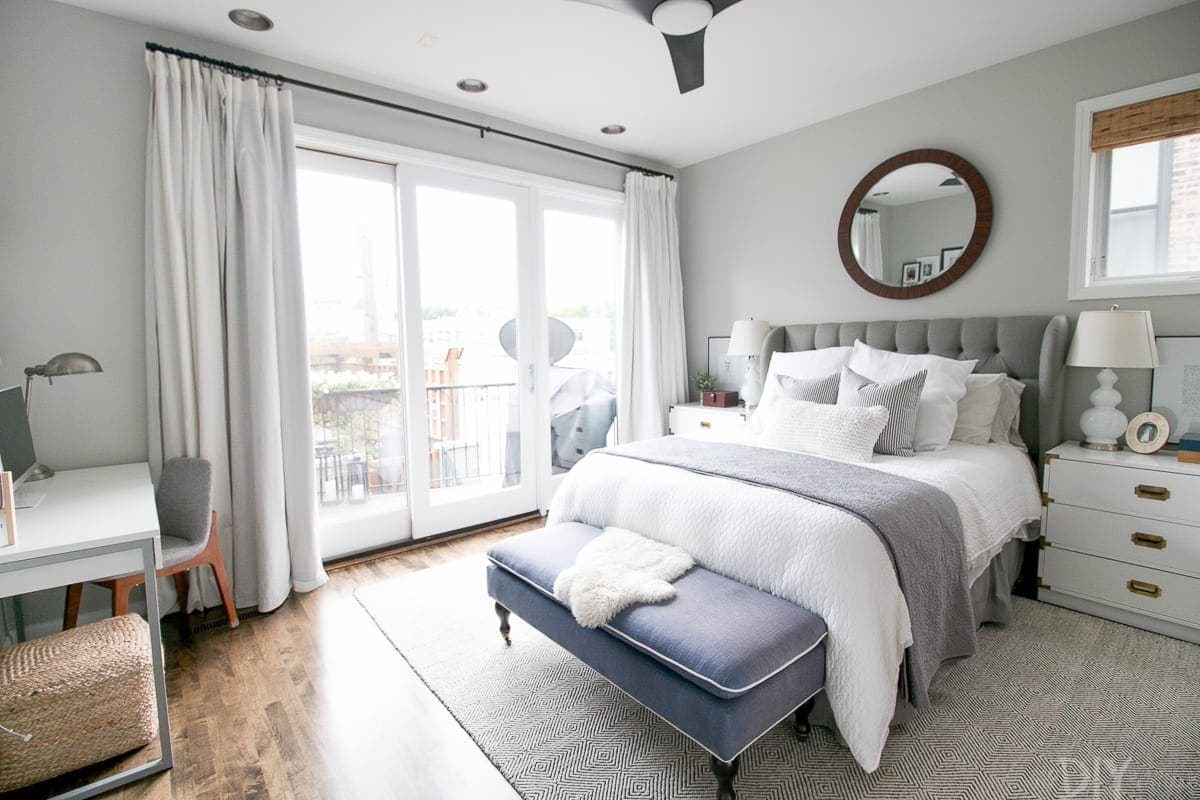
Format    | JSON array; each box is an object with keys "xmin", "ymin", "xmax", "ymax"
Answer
[
  {"xmin": 228, "ymin": 8, "xmax": 274, "ymax": 31},
  {"xmin": 651, "ymin": 0, "xmax": 713, "ymax": 36},
  {"xmin": 600, "ymin": 124, "xmax": 626, "ymax": 135},
  {"xmin": 456, "ymin": 78, "xmax": 488, "ymax": 93}
]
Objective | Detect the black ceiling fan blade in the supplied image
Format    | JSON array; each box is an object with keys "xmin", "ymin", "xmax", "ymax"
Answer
[
  {"xmin": 663, "ymin": 29, "xmax": 706, "ymax": 93},
  {"xmin": 563, "ymin": 0, "xmax": 657, "ymax": 23},
  {"xmin": 711, "ymin": 0, "xmax": 746, "ymax": 13}
]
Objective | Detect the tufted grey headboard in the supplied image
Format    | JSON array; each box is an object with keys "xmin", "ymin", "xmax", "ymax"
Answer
[{"xmin": 760, "ymin": 315, "xmax": 1070, "ymax": 461}]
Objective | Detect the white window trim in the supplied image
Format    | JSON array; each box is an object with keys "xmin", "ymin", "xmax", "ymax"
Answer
[{"xmin": 1068, "ymin": 72, "xmax": 1200, "ymax": 300}]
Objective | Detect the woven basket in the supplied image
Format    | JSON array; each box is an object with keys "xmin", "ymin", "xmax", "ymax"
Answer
[{"xmin": 0, "ymin": 614, "xmax": 158, "ymax": 792}]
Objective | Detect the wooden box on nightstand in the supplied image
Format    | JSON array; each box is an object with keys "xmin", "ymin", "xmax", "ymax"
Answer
[
  {"xmin": 667, "ymin": 402, "xmax": 749, "ymax": 440},
  {"xmin": 1038, "ymin": 441, "xmax": 1200, "ymax": 644}
]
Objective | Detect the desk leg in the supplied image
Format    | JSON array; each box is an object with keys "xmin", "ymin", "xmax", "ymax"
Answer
[
  {"xmin": 48, "ymin": 542, "xmax": 174, "ymax": 800},
  {"xmin": 141, "ymin": 539, "xmax": 174, "ymax": 772}
]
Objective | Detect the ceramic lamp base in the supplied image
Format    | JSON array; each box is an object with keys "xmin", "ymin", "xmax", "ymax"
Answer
[
  {"xmin": 740, "ymin": 358, "xmax": 763, "ymax": 408},
  {"xmin": 1079, "ymin": 367, "xmax": 1126, "ymax": 451}
]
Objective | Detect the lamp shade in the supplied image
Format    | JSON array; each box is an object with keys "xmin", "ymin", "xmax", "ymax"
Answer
[
  {"xmin": 40, "ymin": 352, "xmax": 103, "ymax": 377},
  {"xmin": 1066, "ymin": 309, "xmax": 1158, "ymax": 369},
  {"xmin": 727, "ymin": 319, "xmax": 771, "ymax": 357}
]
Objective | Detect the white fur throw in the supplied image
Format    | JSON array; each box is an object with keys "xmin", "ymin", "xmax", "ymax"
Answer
[{"xmin": 552, "ymin": 528, "xmax": 694, "ymax": 628}]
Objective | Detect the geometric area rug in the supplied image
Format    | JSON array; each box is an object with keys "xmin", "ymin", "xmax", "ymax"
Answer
[{"xmin": 356, "ymin": 558, "xmax": 1200, "ymax": 800}]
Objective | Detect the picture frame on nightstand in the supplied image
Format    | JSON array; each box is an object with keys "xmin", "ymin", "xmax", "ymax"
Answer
[
  {"xmin": 707, "ymin": 336, "xmax": 747, "ymax": 392},
  {"xmin": 1151, "ymin": 335, "xmax": 1200, "ymax": 444}
]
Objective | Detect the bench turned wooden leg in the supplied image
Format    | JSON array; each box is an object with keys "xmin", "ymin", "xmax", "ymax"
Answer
[
  {"xmin": 494, "ymin": 602, "xmax": 512, "ymax": 646},
  {"xmin": 709, "ymin": 755, "xmax": 740, "ymax": 800},
  {"xmin": 793, "ymin": 695, "xmax": 816, "ymax": 741}
]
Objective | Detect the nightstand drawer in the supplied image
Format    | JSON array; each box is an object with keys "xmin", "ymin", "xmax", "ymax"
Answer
[
  {"xmin": 1047, "ymin": 458, "xmax": 1200, "ymax": 524},
  {"xmin": 1045, "ymin": 504, "xmax": 1200, "ymax": 578},
  {"xmin": 1041, "ymin": 548, "xmax": 1200, "ymax": 628},
  {"xmin": 668, "ymin": 405, "xmax": 747, "ymax": 439}
]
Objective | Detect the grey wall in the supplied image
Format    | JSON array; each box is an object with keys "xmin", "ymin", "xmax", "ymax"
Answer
[
  {"xmin": 887, "ymin": 193, "xmax": 976, "ymax": 283},
  {"xmin": 679, "ymin": 2, "xmax": 1200, "ymax": 438},
  {"xmin": 0, "ymin": 0, "xmax": 666, "ymax": 639}
]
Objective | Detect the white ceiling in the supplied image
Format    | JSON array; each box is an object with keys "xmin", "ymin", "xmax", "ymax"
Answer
[
  {"xmin": 865, "ymin": 163, "xmax": 967, "ymax": 207},
  {"xmin": 61, "ymin": 0, "xmax": 1190, "ymax": 168}
]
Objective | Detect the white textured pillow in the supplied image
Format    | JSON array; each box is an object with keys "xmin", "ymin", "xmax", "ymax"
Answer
[
  {"xmin": 760, "ymin": 397, "xmax": 890, "ymax": 463},
  {"xmin": 952, "ymin": 373, "xmax": 1005, "ymax": 445},
  {"xmin": 751, "ymin": 346, "xmax": 854, "ymax": 432},
  {"xmin": 847, "ymin": 340, "xmax": 977, "ymax": 452}
]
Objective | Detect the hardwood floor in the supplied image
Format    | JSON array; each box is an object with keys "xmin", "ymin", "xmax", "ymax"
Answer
[{"xmin": 24, "ymin": 519, "xmax": 542, "ymax": 800}]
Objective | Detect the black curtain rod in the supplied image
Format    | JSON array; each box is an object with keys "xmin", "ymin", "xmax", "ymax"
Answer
[{"xmin": 145, "ymin": 42, "xmax": 673, "ymax": 180}]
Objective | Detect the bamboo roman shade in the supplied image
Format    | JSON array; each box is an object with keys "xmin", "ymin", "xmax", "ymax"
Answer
[{"xmin": 1091, "ymin": 88, "xmax": 1200, "ymax": 151}]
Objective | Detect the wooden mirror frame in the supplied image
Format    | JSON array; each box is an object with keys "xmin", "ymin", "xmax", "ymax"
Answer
[{"xmin": 837, "ymin": 149, "xmax": 993, "ymax": 300}]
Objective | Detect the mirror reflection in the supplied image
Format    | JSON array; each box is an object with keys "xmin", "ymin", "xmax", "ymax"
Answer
[{"xmin": 849, "ymin": 163, "xmax": 976, "ymax": 288}]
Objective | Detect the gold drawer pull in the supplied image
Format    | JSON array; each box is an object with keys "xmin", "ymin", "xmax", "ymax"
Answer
[
  {"xmin": 1126, "ymin": 579, "xmax": 1162, "ymax": 599},
  {"xmin": 699, "ymin": 421, "xmax": 712, "ymax": 429},
  {"xmin": 1134, "ymin": 484, "xmax": 1170, "ymax": 501},
  {"xmin": 1131, "ymin": 532, "xmax": 1166, "ymax": 550}
]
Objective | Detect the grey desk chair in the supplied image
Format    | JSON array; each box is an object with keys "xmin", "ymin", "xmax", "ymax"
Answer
[{"xmin": 63, "ymin": 457, "xmax": 239, "ymax": 629}]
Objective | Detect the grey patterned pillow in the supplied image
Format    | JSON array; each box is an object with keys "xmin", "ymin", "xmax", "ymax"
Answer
[
  {"xmin": 837, "ymin": 366, "xmax": 927, "ymax": 457},
  {"xmin": 776, "ymin": 372, "xmax": 840, "ymax": 405}
]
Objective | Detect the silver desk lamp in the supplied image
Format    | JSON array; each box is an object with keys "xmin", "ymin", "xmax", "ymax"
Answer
[{"xmin": 22, "ymin": 352, "xmax": 103, "ymax": 481}]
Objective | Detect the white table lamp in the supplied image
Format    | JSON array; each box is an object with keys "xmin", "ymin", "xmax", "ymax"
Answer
[
  {"xmin": 728, "ymin": 318, "xmax": 772, "ymax": 408},
  {"xmin": 1066, "ymin": 306, "xmax": 1158, "ymax": 451}
]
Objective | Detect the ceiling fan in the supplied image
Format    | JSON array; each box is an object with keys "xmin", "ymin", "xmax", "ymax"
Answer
[{"xmin": 568, "ymin": 0, "xmax": 746, "ymax": 94}]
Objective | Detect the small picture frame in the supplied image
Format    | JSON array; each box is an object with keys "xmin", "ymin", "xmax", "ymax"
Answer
[
  {"xmin": 707, "ymin": 336, "xmax": 746, "ymax": 392},
  {"xmin": 0, "ymin": 471, "xmax": 16, "ymax": 548},
  {"xmin": 940, "ymin": 246, "xmax": 965, "ymax": 273},
  {"xmin": 917, "ymin": 255, "xmax": 940, "ymax": 282},
  {"xmin": 1125, "ymin": 412, "xmax": 1170, "ymax": 454},
  {"xmin": 901, "ymin": 262, "xmax": 920, "ymax": 286}
]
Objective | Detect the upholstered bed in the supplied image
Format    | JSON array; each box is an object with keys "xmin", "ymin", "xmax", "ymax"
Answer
[{"xmin": 491, "ymin": 314, "xmax": 1069, "ymax": 793}]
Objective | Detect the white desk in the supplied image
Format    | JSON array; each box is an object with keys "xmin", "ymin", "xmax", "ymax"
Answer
[{"xmin": 0, "ymin": 463, "xmax": 173, "ymax": 798}]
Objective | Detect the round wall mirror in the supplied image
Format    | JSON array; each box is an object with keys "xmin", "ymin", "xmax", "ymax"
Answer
[{"xmin": 837, "ymin": 149, "xmax": 992, "ymax": 299}]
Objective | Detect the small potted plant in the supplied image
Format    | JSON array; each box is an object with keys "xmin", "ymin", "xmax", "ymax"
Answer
[{"xmin": 694, "ymin": 372, "xmax": 738, "ymax": 407}]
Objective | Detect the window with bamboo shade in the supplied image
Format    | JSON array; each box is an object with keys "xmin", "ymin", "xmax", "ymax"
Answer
[{"xmin": 1070, "ymin": 75, "xmax": 1200, "ymax": 299}]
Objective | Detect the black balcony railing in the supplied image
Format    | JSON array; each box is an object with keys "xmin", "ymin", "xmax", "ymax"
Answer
[{"xmin": 312, "ymin": 382, "xmax": 517, "ymax": 505}]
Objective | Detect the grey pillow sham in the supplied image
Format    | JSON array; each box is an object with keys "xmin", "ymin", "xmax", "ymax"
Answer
[
  {"xmin": 837, "ymin": 366, "xmax": 927, "ymax": 457},
  {"xmin": 776, "ymin": 372, "xmax": 840, "ymax": 405}
]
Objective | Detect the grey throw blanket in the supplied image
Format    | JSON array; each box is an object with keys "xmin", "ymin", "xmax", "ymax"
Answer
[{"xmin": 602, "ymin": 437, "xmax": 977, "ymax": 708}]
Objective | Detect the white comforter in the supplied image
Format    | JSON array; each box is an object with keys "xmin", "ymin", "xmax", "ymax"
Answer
[{"xmin": 546, "ymin": 436, "xmax": 1040, "ymax": 772}]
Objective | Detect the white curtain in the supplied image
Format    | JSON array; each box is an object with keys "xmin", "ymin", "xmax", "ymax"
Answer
[
  {"xmin": 616, "ymin": 172, "xmax": 688, "ymax": 443},
  {"xmin": 851, "ymin": 211, "xmax": 884, "ymax": 281},
  {"xmin": 144, "ymin": 51, "xmax": 327, "ymax": 614}
]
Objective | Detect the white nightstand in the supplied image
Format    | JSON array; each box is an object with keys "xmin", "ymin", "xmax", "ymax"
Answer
[
  {"xmin": 667, "ymin": 402, "xmax": 749, "ymax": 440},
  {"xmin": 1038, "ymin": 441, "xmax": 1200, "ymax": 644}
]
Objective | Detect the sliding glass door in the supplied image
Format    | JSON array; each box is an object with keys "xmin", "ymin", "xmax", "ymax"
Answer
[
  {"xmin": 396, "ymin": 167, "xmax": 539, "ymax": 537},
  {"xmin": 536, "ymin": 195, "xmax": 623, "ymax": 508},
  {"xmin": 297, "ymin": 149, "xmax": 410, "ymax": 559},
  {"xmin": 297, "ymin": 138, "xmax": 623, "ymax": 552}
]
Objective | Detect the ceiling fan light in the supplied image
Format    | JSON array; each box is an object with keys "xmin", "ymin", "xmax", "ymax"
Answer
[
  {"xmin": 939, "ymin": 175, "xmax": 963, "ymax": 187},
  {"xmin": 651, "ymin": 0, "xmax": 713, "ymax": 36}
]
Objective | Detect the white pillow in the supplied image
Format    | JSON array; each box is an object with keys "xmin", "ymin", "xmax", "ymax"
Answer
[
  {"xmin": 952, "ymin": 373, "xmax": 1005, "ymax": 445},
  {"xmin": 760, "ymin": 397, "xmax": 889, "ymax": 463},
  {"xmin": 992, "ymin": 376, "xmax": 1028, "ymax": 451},
  {"xmin": 751, "ymin": 346, "xmax": 853, "ymax": 432},
  {"xmin": 847, "ymin": 340, "xmax": 977, "ymax": 451}
]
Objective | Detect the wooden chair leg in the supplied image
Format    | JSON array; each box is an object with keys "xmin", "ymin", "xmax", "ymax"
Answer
[
  {"xmin": 172, "ymin": 571, "xmax": 189, "ymax": 617},
  {"xmin": 495, "ymin": 602, "xmax": 511, "ymax": 645},
  {"xmin": 205, "ymin": 514, "xmax": 239, "ymax": 628},
  {"xmin": 111, "ymin": 577, "xmax": 135, "ymax": 617},
  {"xmin": 63, "ymin": 584, "xmax": 84, "ymax": 630}
]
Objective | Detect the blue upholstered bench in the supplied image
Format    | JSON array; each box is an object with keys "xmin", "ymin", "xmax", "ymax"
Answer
[{"xmin": 486, "ymin": 523, "xmax": 828, "ymax": 800}]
